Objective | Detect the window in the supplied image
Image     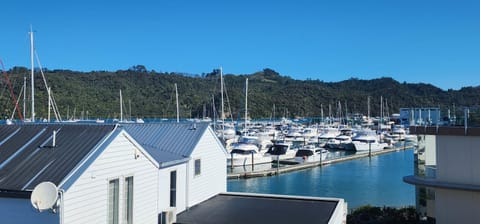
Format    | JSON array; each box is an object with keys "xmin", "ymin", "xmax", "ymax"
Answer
[
  {"xmin": 170, "ymin": 171, "xmax": 176, "ymax": 207},
  {"xmin": 124, "ymin": 176, "xmax": 134, "ymax": 224},
  {"xmin": 108, "ymin": 179, "xmax": 119, "ymax": 224},
  {"xmin": 194, "ymin": 159, "xmax": 201, "ymax": 176}
]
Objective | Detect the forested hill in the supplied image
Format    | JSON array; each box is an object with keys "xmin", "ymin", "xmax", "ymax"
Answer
[{"xmin": 1, "ymin": 67, "xmax": 479, "ymax": 120}]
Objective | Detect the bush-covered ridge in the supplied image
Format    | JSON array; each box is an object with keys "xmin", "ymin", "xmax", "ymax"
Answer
[{"xmin": 1, "ymin": 67, "xmax": 479, "ymax": 120}]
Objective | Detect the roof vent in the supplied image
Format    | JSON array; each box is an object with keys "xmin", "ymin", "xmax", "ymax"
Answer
[
  {"xmin": 52, "ymin": 130, "xmax": 57, "ymax": 148},
  {"xmin": 42, "ymin": 130, "xmax": 58, "ymax": 148},
  {"xmin": 190, "ymin": 123, "xmax": 197, "ymax": 130}
]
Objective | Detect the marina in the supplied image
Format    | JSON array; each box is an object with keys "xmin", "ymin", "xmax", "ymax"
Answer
[
  {"xmin": 228, "ymin": 147, "xmax": 415, "ymax": 210},
  {"xmin": 227, "ymin": 144, "xmax": 412, "ymax": 179}
]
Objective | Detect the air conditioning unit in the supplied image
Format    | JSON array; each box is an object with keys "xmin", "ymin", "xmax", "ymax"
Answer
[{"xmin": 160, "ymin": 207, "xmax": 176, "ymax": 224}]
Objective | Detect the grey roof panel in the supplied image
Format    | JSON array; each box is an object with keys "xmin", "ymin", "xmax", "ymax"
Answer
[
  {"xmin": 0, "ymin": 124, "xmax": 115, "ymax": 191},
  {"xmin": 122, "ymin": 122, "xmax": 209, "ymax": 163},
  {"xmin": 176, "ymin": 193, "xmax": 339, "ymax": 224}
]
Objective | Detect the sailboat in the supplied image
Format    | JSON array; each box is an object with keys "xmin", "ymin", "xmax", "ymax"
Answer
[
  {"xmin": 23, "ymin": 27, "xmax": 63, "ymax": 122},
  {"xmin": 227, "ymin": 78, "xmax": 273, "ymax": 167},
  {"xmin": 215, "ymin": 67, "xmax": 236, "ymax": 141}
]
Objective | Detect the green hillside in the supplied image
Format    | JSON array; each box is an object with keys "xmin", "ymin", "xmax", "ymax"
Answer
[{"xmin": 1, "ymin": 67, "xmax": 479, "ymax": 121}]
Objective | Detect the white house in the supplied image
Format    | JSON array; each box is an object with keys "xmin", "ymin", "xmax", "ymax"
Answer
[
  {"xmin": 0, "ymin": 124, "xmax": 160, "ymax": 224},
  {"xmin": 122, "ymin": 122, "xmax": 228, "ymax": 215},
  {"xmin": 0, "ymin": 122, "xmax": 228, "ymax": 224}
]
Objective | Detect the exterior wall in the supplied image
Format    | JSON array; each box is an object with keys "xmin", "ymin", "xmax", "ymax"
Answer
[
  {"xmin": 434, "ymin": 135, "xmax": 480, "ymax": 224},
  {"xmin": 435, "ymin": 189, "xmax": 480, "ymax": 224},
  {"xmin": 0, "ymin": 197, "xmax": 59, "ymax": 224},
  {"xmin": 329, "ymin": 199, "xmax": 347, "ymax": 224},
  {"xmin": 63, "ymin": 132, "xmax": 158, "ymax": 224},
  {"xmin": 157, "ymin": 163, "xmax": 187, "ymax": 214},
  {"xmin": 188, "ymin": 128, "xmax": 227, "ymax": 207},
  {"xmin": 425, "ymin": 135, "xmax": 436, "ymax": 167},
  {"xmin": 436, "ymin": 135, "xmax": 480, "ymax": 185}
]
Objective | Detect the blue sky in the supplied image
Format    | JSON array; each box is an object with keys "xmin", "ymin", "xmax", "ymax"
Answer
[{"xmin": 0, "ymin": 0, "xmax": 479, "ymax": 90}]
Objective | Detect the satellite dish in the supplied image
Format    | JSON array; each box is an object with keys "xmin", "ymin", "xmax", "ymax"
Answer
[{"xmin": 30, "ymin": 181, "xmax": 58, "ymax": 211}]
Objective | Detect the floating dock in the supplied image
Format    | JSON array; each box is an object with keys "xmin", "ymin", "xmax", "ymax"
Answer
[{"xmin": 227, "ymin": 145, "xmax": 411, "ymax": 179}]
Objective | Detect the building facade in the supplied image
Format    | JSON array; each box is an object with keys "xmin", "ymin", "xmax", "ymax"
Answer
[
  {"xmin": 399, "ymin": 108, "xmax": 442, "ymax": 127},
  {"xmin": 404, "ymin": 126, "xmax": 480, "ymax": 223}
]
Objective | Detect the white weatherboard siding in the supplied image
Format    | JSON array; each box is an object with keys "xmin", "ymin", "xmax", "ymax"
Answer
[
  {"xmin": 63, "ymin": 132, "xmax": 158, "ymax": 224},
  {"xmin": 157, "ymin": 164, "xmax": 187, "ymax": 214},
  {"xmin": 188, "ymin": 128, "xmax": 227, "ymax": 207}
]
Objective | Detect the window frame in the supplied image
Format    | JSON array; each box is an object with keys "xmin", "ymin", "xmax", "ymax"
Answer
[
  {"xmin": 194, "ymin": 158, "xmax": 201, "ymax": 176},
  {"xmin": 170, "ymin": 170, "xmax": 177, "ymax": 207},
  {"xmin": 124, "ymin": 176, "xmax": 134, "ymax": 224},
  {"xmin": 108, "ymin": 178, "xmax": 120, "ymax": 224}
]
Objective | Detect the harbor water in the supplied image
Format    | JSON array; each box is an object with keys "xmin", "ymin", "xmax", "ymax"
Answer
[{"xmin": 228, "ymin": 149, "xmax": 415, "ymax": 210}]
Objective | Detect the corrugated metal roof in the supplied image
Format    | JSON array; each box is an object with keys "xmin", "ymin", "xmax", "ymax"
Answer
[
  {"xmin": 122, "ymin": 122, "xmax": 210, "ymax": 164},
  {"xmin": 0, "ymin": 124, "xmax": 115, "ymax": 191},
  {"xmin": 177, "ymin": 193, "xmax": 340, "ymax": 224}
]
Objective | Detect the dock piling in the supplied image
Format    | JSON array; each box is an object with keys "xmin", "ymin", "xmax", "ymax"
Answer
[{"xmin": 251, "ymin": 151, "xmax": 254, "ymax": 171}]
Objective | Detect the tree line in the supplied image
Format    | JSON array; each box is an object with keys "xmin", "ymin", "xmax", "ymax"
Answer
[{"xmin": 1, "ymin": 66, "xmax": 479, "ymax": 122}]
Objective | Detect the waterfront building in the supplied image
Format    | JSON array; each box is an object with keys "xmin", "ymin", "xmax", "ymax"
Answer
[
  {"xmin": 404, "ymin": 126, "xmax": 480, "ymax": 223},
  {"xmin": 400, "ymin": 108, "xmax": 441, "ymax": 127},
  {"xmin": 123, "ymin": 122, "xmax": 228, "ymax": 213},
  {"xmin": 0, "ymin": 124, "xmax": 159, "ymax": 223}
]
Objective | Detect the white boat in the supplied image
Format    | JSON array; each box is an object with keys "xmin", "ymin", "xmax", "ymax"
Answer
[
  {"xmin": 325, "ymin": 135, "xmax": 352, "ymax": 150},
  {"xmin": 325, "ymin": 128, "xmax": 353, "ymax": 150},
  {"xmin": 294, "ymin": 144, "xmax": 328, "ymax": 163},
  {"xmin": 216, "ymin": 122, "xmax": 237, "ymax": 141},
  {"xmin": 227, "ymin": 135, "xmax": 272, "ymax": 151},
  {"xmin": 227, "ymin": 142, "xmax": 272, "ymax": 167},
  {"xmin": 317, "ymin": 127, "xmax": 340, "ymax": 147},
  {"xmin": 352, "ymin": 131, "xmax": 388, "ymax": 152},
  {"xmin": 265, "ymin": 142, "xmax": 297, "ymax": 161}
]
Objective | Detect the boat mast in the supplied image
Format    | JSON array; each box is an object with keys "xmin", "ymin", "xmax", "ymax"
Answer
[
  {"xmin": 203, "ymin": 104, "xmax": 206, "ymax": 120},
  {"xmin": 29, "ymin": 27, "xmax": 35, "ymax": 121},
  {"xmin": 273, "ymin": 104, "xmax": 276, "ymax": 125},
  {"xmin": 345, "ymin": 100, "xmax": 348, "ymax": 125},
  {"xmin": 320, "ymin": 104, "xmax": 324, "ymax": 123},
  {"xmin": 367, "ymin": 96, "xmax": 370, "ymax": 120},
  {"xmin": 47, "ymin": 87, "xmax": 51, "ymax": 122},
  {"xmin": 129, "ymin": 99, "xmax": 132, "ymax": 121},
  {"xmin": 175, "ymin": 83, "xmax": 179, "ymax": 123},
  {"xmin": 328, "ymin": 103, "xmax": 332, "ymax": 125},
  {"xmin": 212, "ymin": 95, "xmax": 216, "ymax": 130},
  {"xmin": 23, "ymin": 76, "xmax": 26, "ymax": 120},
  {"xmin": 380, "ymin": 96, "xmax": 383, "ymax": 129},
  {"xmin": 220, "ymin": 67, "xmax": 224, "ymax": 122},
  {"xmin": 120, "ymin": 89, "xmax": 123, "ymax": 121},
  {"xmin": 245, "ymin": 78, "xmax": 248, "ymax": 132}
]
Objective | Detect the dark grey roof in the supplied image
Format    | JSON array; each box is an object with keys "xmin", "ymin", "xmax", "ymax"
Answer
[
  {"xmin": 122, "ymin": 122, "xmax": 210, "ymax": 165},
  {"xmin": 0, "ymin": 124, "xmax": 116, "ymax": 191},
  {"xmin": 176, "ymin": 193, "xmax": 339, "ymax": 224}
]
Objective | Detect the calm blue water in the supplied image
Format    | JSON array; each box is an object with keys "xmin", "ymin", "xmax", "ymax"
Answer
[{"xmin": 228, "ymin": 149, "xmax": 415, "ymax": 210}]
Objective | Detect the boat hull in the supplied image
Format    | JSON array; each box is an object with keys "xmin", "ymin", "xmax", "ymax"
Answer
[
  {"xmin": 353, "ymin": 142, "xmax": 388, "ymax": 152},
  {"xmin": 227, "ymin": 154, "xmax": 272, "ymax": 167}
]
